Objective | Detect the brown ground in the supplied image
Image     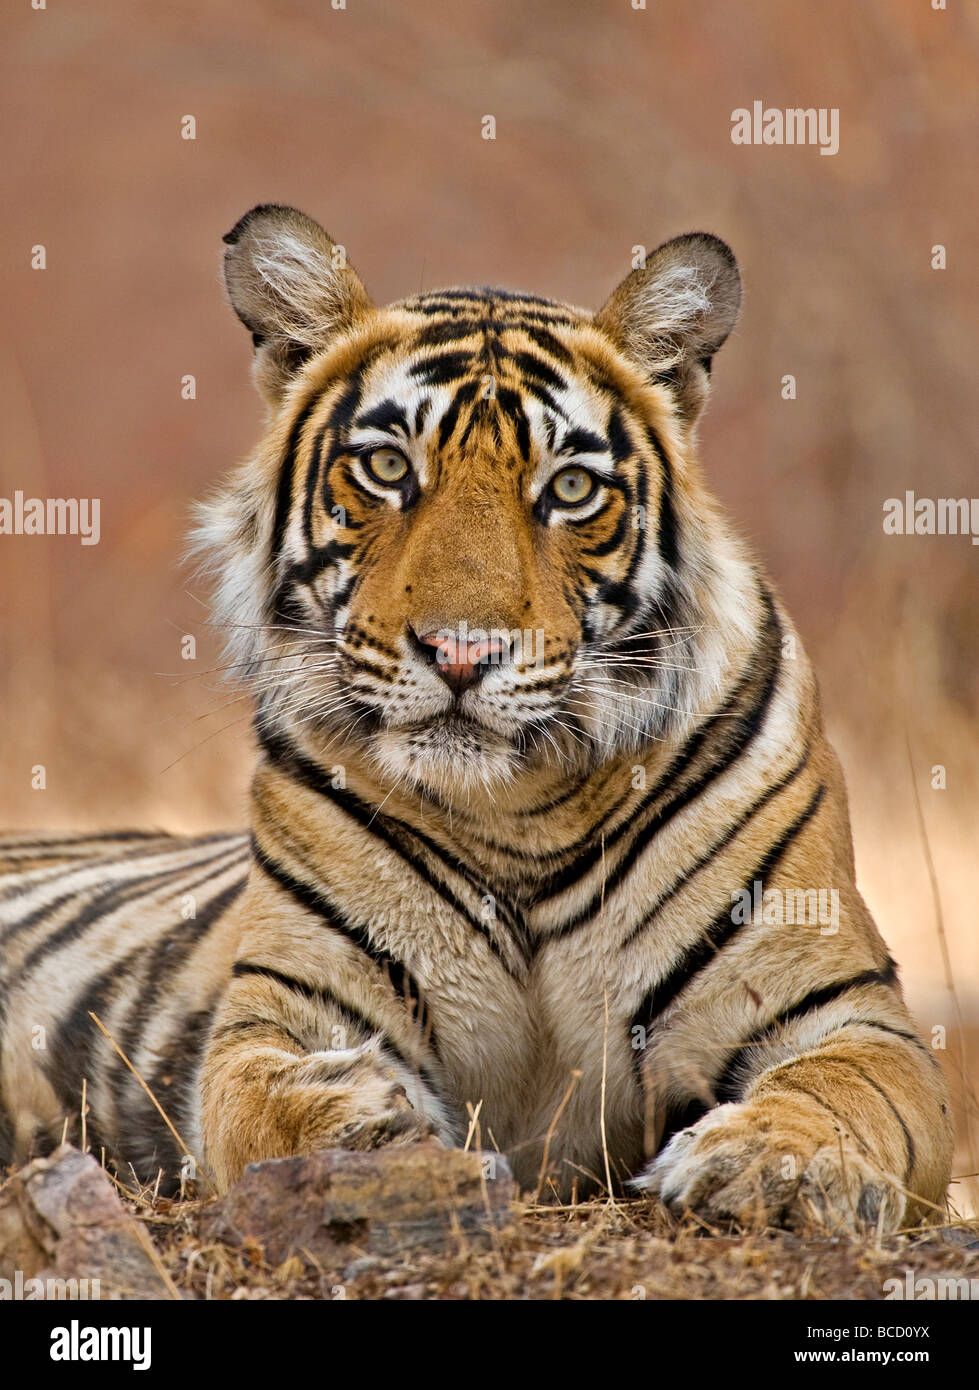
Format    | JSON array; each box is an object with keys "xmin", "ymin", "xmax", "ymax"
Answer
[{"xmin": 131, "ymin": 1187, "xmax": 979, "ymax": 1301}]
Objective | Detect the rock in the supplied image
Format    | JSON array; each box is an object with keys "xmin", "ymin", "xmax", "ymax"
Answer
[
  {"xmin": 202, "ymin": 1142, "xmax": 515, "ymax": 1265},
  {"xmin": 0, "ymin": 1145, "xmax": 177, "ymax": 1300}
]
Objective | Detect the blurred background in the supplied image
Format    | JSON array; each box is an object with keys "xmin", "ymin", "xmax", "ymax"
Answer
[{"xmin": 2, "ymin": 0, "xmax": 977, "ymax": 1213}]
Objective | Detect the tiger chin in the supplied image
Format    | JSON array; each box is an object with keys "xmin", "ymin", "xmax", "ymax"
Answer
[{"xmin": 0, "ymin": 204, "xmax": 952, "ymax": 1238}]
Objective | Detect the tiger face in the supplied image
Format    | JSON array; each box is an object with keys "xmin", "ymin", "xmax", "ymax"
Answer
[{"xmin": 199, "ymin": 206, "xmax": 753, "ymax": 797}]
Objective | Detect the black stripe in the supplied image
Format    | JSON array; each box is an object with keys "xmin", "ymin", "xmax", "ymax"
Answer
[
  {"xmin": 775, "ymin": 1055, "xmax": 915, "ymax": 1185},
  {"xmin": 712, "ymin": 962, "xmax": 902, "ymax": 1102},
  {"xmin": 772, "ymin": 1077, "xmax": 876, "ymax": 1166},
  {"xmin": 290, "ymin": 374, "xmax": 367, "ymax": 584},
  {"xmin": 407, "ymin": 299, "xmax": 576, "ymax": 329},
  {"xmin": 300, "ymin": 374, "xmax": 366, "ymax": 550},
  {"xmin": 233, "ymin": 960, "xmax": 320, "ymax": 999},
  {"xmin": 520, "ymin": 323, "xmax": 573, "ymax": 364},
  {"xmin": 513, "ymin": 765, "xmax": 599, "ymax": 818},
  {"xmin": 755, "ymin": 962, "xmax": 899, "ymax": 1037},
  {"xmin": 833, "ymin": 1018, "xmax": 939, "ymax": 1064},
  {"xmin": 494, "ymin": 386, "xmax": 531, "ymax": 460},
  {"xmin": 833, "ymin": 1058, "xmax": 916, "ymax": 1182},
  {"xmin": 44, "ymin": 946, "xmax": 152, "ymax": 1162},
  {"xmin": 300, "ymin": 419, "xmax": 331, "ymax": 549},
  {"xmin": 355, "ymin": 399, "xmax": 411, "ymax": 434},
  {"xmin": 14, "ymin": 843, "xmax": 242, "ymax": 977},
  {"xmin": 0, "ymin": 830, "xmax": 170, "ymax": 853},
  {"xmin": 210, "ymin": 1016, "xmax": 306, "ymax": 1050},
  {"xmin": 436, "ymin": 378, "xmax": 481, "ymax": 451},
  {"xmin": 0, "ymin": 1086, "xmax": 13, "ymax": 1168},
  {"xmin": 250, "ymin": 836, "xmax": 435, "ymax": 1048},
  {"xmin": 230, "ymin": 961, "xmax": 432, "ymax": 1088},
  {"xmin": 413, "ymin": 318, "xmax": 487, "ymax": 348},
  {"xmin": 517, "ymin": 376, "xmax": 562, "ymax": 415},
  {"xmin": 276, "ymin": 535, "xmax": 356, "ymax": 592},
  {"xmin": 413, "ymin": 397, "xmax": 431, "ymax": 433},
  {"xmin": 131, "ymin": 1004, "xmax": 218, "ymax": 1189},
  {"xmin": 632, "ymin": 782, "xmax": 826, "ymax": 1030},
  {"xmin": 408, "ymin": 298, "xmax": 488, "ymax": 316},
  {"xmin": 533, "ymin": 588, "xmax": 782, "ymax": 910},
  {"xmin": 270, "ymin": 395, "xmax": 319, "ymax": 562},
  {"xmin": 581, "ymin": 508, "xmax": 630, "ymax": 559},
  {"xmin": 0, "ymin": 833, "xmax": 228, "ymax": 906},
  {"xmin": 607, "ymin": 408, "xmax": 632, "ymax": 466},
  {"xmin": 256, "ymin": 722, "xmax": 527, "ymax": 969},
  {"xmin": 475, "ymin": 286, "xmax": 562, "ymax": 306},
  {"xmin": 619, "ymin": 747, "xmax": 812, "ymax": 950},
  {"xmin": 589, "ymin": 448, "xmax": 651, "ymax": 628},
  {"xmin": 408, "ymin": 350, "xmax": 475, "ymax": 387},
  {"xmin": 646, "ymin": 425, "xmax": 679, "ymax": 570},
  {"xmin": 511, "ymin": 350, "xmax": 567, "ymax": 394},
  {"xmin": 561, "ymin": 426, "xmax": 607, "ymax": 457},
  {"xmin": 415, "ymin": 289, "xmax": 494, "ymax": 304},
  {"xmin": 111, "ymin": 871, "xmax": 247, "ymax": 1104}
]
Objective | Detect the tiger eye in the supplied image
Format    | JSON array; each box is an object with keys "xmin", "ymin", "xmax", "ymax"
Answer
[
  {"xmin": 550, "ymin": 467, "xmax": 595, "ymax": 505},
  {"xmin": 367, "ymin": 447, "xmax": 410, "ymax": 484}
]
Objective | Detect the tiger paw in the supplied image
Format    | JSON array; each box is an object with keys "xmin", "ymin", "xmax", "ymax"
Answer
[
  {"xmin": 632, "ymin": 1097, "xmax": 905, "ymax": 1234},
  {"xmin": 203, "ymin": 1044, "xmax": 444, "ymax": 1190},
  {"xmin": 286, "ymin": 1048, "xmax": 442, "ymax": 1152}
]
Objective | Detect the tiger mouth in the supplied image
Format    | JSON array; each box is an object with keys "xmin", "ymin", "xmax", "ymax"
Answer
[
  {"xmin": 379, "ymin": 707, "xmax": 529, "ymax": 765},
  {"xmin": 397, "ymin": 711, "xmax": 507, "ymax": 742}
]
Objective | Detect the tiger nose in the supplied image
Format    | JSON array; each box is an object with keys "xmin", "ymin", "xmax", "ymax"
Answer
[{"xmin": 413, "ymin": 629, "xmax": 509, "ymax": 696}]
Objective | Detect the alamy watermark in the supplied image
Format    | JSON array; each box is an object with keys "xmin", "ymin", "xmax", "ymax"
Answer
[
  {"xmin": 731, "ymin": 880, "xmax": 840, "ymax": 935},
  {"xmin": 883, "ymin": 492, "xmax": 979, "ymax": 545},
  {"xmin": 731, "ymin": 102, "xmax": 839, "ymax": 156},
  {"xmin": 50, "ymin": 1319, "xmax": 151, "ymax": 1370},
  {"xmin": 884, "ymin": 1270, "xmax": 978, "ymax": 1300},
  {"xmin": 430, "ymin": 623, "xmax": 546, "ymax": 666},
  {"xmin": 0, "ymin": 491, "xmax": 101, "ymax": 545},
  {"xmin": 1, "ymin": 1270, "xmax": 101, "ymax": 1299}
]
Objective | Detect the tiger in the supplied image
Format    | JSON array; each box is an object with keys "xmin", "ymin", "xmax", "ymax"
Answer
[{"xmin": 0, "ymin": 205, "xmax": 952, "ymax": 1234}]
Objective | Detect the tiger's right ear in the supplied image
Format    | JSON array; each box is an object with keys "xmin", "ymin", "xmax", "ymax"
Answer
[{"xmin": 222, "ymin": 205, "xmax": 373, "ymax": 405}]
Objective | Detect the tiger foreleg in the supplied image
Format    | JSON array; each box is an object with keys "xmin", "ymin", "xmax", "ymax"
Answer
[
  {"xmin": 634, "ymin": 1034, "xmax": 952, "ymax": 1234},
  {"xmin": 199, "ymin": 975, "xmax": 445, "ymax": 1192}
]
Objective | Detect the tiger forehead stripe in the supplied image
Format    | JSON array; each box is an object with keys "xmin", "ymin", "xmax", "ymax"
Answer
[
  {"xmin": 559, "ymin": 426, "xmax": 609, "ymax": 458},
  {"xmin": 411, "ymin": 316, "xmax": 576, "ymax": 367},
  {"xmin": 354, "ymin": 399, "xmax": 412, "ymax": 435}
]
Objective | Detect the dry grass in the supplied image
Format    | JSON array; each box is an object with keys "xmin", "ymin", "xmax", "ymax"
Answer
[
  {"xmin": 76, "ymin": 1007, "xmax": 979, "ymax": 1302},
  {"xmin": 115, "ymin": 1181, "xmax": 979, "ymax": 1302}
]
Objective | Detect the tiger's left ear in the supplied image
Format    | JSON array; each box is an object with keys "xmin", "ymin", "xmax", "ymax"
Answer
[{"xmin": 595, "ymin": 233, "xmax": 741, "ymax": 427}]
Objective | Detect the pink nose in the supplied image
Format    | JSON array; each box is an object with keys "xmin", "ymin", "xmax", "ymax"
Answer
[{"xmin": 416, "ymin": 630, "xmax": 508, "ymax": 695}]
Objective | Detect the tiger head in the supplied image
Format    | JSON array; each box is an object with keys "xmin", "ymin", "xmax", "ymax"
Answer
[{"xmin": 197, "ymin": 205, "xmax": 759, "ymax": 799}]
